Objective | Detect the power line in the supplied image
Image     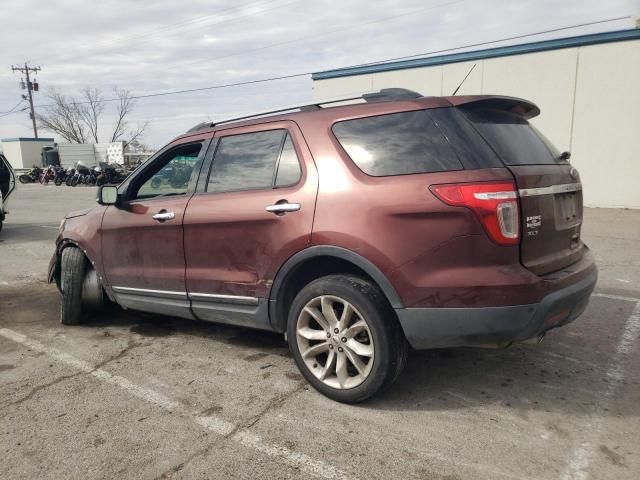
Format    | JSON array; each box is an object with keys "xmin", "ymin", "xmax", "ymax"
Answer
[
  {"xmin": 0, "ymin": 99, "xmax": 25, "ymax": 115},
  {"xmin": 93, "ymin": 0, "xmax": 277, "ymax": 46},
  {"xmin": 141, "ymin": 0, "xmax": 464, "ymax": 74},
  {"xmin": 351, "ymin": 15, "xmax": 631, "ymax": 67},
  {"xmin": 22, "ymin": 16, "xmax": 631, "ymax": 113},
  {"xmin": 0, "ymin": 106, "xmax": 28, "ymax": 119},
  {"xmin": 37, "ymin": 0, "xmax": 301, "ymax": 66}
]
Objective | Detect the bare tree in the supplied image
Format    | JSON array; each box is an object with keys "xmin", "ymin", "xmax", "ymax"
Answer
[
  {"xmin": 37, "ymin": 89, "xmax": 88, "ymax": 143},
  {"xmin": 78, "ymin": 88, "xmax": 105, "ymax": 143},
  {"xmin": 37, "ymin": 87, "xmax": 146, "ymax": 145},
  {"xmin": 111, "ymin": 88, "xmax": 148, "ymax": 147}
]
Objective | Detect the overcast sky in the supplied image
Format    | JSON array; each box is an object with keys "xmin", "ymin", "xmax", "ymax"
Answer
[{"xmin": 0, "ymin": 0, "xmax": 636, "ymax": 148}]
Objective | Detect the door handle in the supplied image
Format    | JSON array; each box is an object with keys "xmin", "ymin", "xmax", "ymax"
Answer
[
  {"xmin": 265, "ymin": 202, "xmax": 301, "ymax": 215},
  {"xmin": 152, "ymin": 210, "xmax": 175, "ymax": 222}
]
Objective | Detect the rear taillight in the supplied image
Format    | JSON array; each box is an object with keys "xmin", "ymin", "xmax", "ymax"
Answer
[{"xmin": 430, "ymin": 182, "xmax": 520, "ymax": 245}]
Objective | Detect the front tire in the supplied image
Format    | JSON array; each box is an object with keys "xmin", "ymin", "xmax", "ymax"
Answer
[
  {"xmin": 287, "ymin": 275, "xmax": 407, "ymax": 403},
  {"xmin": 60, "ymin": 247, "xmax": 86, "ymax": 325}
]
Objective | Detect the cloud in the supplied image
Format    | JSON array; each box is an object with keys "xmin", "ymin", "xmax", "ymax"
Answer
[{"xmin": 0, "ymin": 0, "xmax": 633, "ymax": 148}]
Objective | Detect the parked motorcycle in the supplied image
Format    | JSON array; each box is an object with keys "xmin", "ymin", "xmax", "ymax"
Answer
[
  {"xmin": 70, "ymin": 162, "xmax": 92, "ymax": 187},
  {"xmin": 64, "ymin": 168, "xmax": 76, "ymax": 186},
  {"xmin": 18, "ymin": 166, "xmax": 42, "ymax": 184},
  {"xmin": 96, "ymin": 163, "xmax": 128, "ymax": 186},
  {"xmin": 39, "ymin": 165, "xmax": 56, "ymax": 184},
  {"xmin": 53, "ymin": 166, "xmax": 68, "ymax": 186},
  {"xmin": 150, "ymin": 162, "xmax": 193, "ymax": 190}
]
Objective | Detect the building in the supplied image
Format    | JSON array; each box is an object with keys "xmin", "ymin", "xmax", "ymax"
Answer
[
  {"xmin": 0, "ymin": 137, "xmax": 55, "ymax": 170},
  {"xmin": 312, "ymin": 29, "xmax": 640, "ymax": 209}
]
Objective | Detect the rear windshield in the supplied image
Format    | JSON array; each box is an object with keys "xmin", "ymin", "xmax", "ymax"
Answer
[
  {"xmin": 461, "ymin": 108, "xmax": 565, "ymax": 166},
  {"xmin": 332, "ymin": 108, "xmax": 501, "ymax": 177}
]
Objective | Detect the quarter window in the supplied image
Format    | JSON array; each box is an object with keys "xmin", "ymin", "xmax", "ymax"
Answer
[
  {"xmin": 275, "ymin": 134, "xmax": 301, "ymax": 187},
  {"xmin": 332, "ymin": 110, "xmax": 464, "ymax": 176}
]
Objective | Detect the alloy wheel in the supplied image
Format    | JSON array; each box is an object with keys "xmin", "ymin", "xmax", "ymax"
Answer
[{"xmin": 296, "ymin": 295, "xmax": 374, "ymax": 389}]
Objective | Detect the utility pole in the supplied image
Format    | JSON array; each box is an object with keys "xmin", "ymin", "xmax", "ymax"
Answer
[{"xmin": 11, "ymin": 63, "xmax": 41, "ymax": 138}]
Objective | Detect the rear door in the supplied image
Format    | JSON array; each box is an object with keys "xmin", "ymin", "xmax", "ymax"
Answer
[
  {"xmin": 461, "ymin": 106, "xmax": 583, "ymax": 275},
  {"xmin": 183, "ymin": 121, "xmax": 318, "ymax": 329}
]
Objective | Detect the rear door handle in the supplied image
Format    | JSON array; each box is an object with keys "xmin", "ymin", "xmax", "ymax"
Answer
[
  {"xmin": 265, "ymin": 202, "xmax": 300, "ymax": 215},
  {"xmin": 152, "ymin": 210, "xmax": 175, "ymax": 222}
]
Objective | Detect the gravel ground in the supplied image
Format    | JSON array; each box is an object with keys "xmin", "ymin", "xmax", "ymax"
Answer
[{"xmin": 0, "ymin": 183, "xmax": 639, "ymax": 480}]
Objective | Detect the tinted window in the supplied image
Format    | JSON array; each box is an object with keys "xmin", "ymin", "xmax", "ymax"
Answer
[
  {"xmin": 430, "ymin": 108, "xmax": 502, "ymax": 169},
  {"xmin": 462, "ymin": 109, "xmax": 564, "ymax": 165},
  {"xmin": 208, "ymin": 130, "xmax": 284, "ymax": 193},
  {"xmin": 134, "ymin": 143, "xmax": 201, "ymax": 200},
  {"xmin": 275, "ymin": 134, "xmax": 301, "ymax": 187},
  {"xmin": 332, "ymin": 110, "xmax": 463, "ymax": 176}
]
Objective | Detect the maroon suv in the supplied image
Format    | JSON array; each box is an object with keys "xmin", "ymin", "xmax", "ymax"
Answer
[{"xmin": 49, "ymin": 89, "xmax": 597, "ymax": 403}]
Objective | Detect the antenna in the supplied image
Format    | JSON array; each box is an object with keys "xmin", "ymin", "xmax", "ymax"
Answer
[{"xmin": 451, "ymin": 63, "xmax": 477, "ymax": 96}]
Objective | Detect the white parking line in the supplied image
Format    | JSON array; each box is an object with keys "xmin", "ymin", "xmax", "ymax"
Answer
[
  {"xmin": 592, "ymin": 292, "xmax": 640, "ymax": 303},
  {"xmin": 0, "ymin": 327, "xmax": 350, "ymax": 480},
  {"xmin": 561, "ymin": 300, "xmax": 640, "ymax": 480}
]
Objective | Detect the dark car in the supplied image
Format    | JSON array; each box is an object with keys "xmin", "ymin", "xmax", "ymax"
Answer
[
  {"xmin": 48, "ymin": 89, "xmax": 597, "ymax": 403},
  {"xmin": 0, "ymin": 153, "xmax": 16, "ymax": 231}
]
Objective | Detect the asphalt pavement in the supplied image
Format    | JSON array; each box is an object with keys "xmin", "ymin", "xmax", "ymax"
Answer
[{"xmin": 0, "ymin": 183, "xmax": 638, "ymax": 479}]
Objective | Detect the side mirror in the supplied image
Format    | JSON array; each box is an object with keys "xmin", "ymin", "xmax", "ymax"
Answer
[
  {"xmin": 559, "ymin": 151, "xmax": 571, "ymax": 161},
  {"xmin": 97, "ymin": 185, "xmax": 119, "ymax": 205}
]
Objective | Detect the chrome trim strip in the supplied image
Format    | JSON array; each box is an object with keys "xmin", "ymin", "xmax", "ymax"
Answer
[
  {"xmin": 188, "ymin": 292, "xmax": 259, "ymax": 306},
  {"xmin": 518, "ymin": 183, "xmax": 582, "ymax": 197},
  {"xmin": 112, "ymin": 286, "xmax": 187, "ymax": 298},
  {"xmin": 473, "ymin": 191, "xmax": 517, "ymax": 200}
]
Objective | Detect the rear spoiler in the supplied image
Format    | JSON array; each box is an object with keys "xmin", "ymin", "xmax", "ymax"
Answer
[{"xmin": 446, "ymin": 95, "xmax": 540, "ymax": 119}]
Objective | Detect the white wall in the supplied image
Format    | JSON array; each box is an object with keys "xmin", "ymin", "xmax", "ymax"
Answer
[
  {"xmin": 21, "ymin": 141, "xmax": 54, "ymax": 168},
  {"xmin": 313, "ymin": 39, "xmax": 640, "ymax": 208},
  {"xmin": 58, "ymin": 142, "xmax": 124, "ymax": 167},
  {"xmin": 0, "ymin": 139, "xmax": 54, "ymax": 169},
  {"xmin": 1, "ymin": 142, "xmax": 23, "ymax": 169},
  {"xmin": 570, "ymin": 41, "xmax": 640, "ymax": 209},
  {"xmin": 58, "ymin": 143, "xmax": 97, "ymax": 167}
]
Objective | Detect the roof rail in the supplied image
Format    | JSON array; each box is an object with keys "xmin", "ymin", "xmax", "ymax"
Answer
[{"xmin": 185, "ymin": 88, "xmax": 423, "ymax": 133}]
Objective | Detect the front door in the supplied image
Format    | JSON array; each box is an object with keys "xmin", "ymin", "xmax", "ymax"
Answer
[
  {"xmin": 101, "ymin": 139, "xmax": 208, "ymax": 319},
  {"xmin": 183, "ymin": 122, "xmax": 318, "ymax": 329}
]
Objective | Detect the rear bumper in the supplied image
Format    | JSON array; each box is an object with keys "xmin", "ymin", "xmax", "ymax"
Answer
[{"xmin": 395, "ymin": 253, "xmax": 597, "ymax": 350}]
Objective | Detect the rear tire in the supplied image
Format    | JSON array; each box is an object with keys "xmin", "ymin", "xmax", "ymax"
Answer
[
  {"xmin": 60, "ymin": 247, "xmax": 86, "ymax": 325},
  {"xmin": 287, "ymin": 275, "xmax": 408, "ymax": 403}
]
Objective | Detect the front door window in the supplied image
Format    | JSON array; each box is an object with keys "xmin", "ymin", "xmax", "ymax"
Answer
[{"xmin": 134, "ymin": 144, "xmax": 202, "ymax": 200}]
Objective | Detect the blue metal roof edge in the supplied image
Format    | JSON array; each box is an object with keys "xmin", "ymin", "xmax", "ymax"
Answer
[
  {"xmin": 312, "ymin": 29, "xmax": 640, "ymax": 80},
  {"xmin": 1, "ymin": 137, "xmax": 55, "ymax": 142}
]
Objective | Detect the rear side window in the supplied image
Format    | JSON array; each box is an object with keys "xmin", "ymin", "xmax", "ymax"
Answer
[
  {"xmin": 332, "ymin": 110, "xmax": 464, "ymax": 176},
  {"xmin": 207, "ymin": 129, "xmax": 302, "ymax": 193},
  {"xmin": 462, "ymin": 108, "xmax": 564, "ymax": 165}
]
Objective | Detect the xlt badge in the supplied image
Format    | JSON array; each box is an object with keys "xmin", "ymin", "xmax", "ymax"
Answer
[{"xmin": 526, "ymin": 215, "xmax": 542, "ymax": 237}]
